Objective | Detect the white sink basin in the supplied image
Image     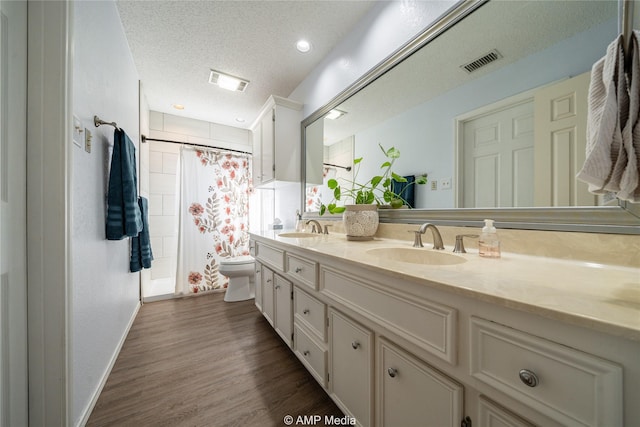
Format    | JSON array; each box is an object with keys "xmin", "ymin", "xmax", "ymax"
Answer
[
  {"xmin": 277, "ymin": 232, "xmax": 321, "ymax": 238},
  {"xmin": 366, "ymin": 247, "xmax": 467, "ymax": 266}
]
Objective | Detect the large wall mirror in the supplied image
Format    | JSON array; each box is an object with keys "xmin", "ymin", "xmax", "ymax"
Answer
[{"xmin": 302, "ymin": 0, "xmax": 640, "ymax": 234}]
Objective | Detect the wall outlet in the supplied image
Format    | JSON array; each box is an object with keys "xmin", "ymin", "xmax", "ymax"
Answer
[
  {"xmin": 431, "ymin": 180, "xmax": 438, "ymax": 191},
  {"xmin": 441, "ymin": 177, "xmax": 452, "ymax": 190}
]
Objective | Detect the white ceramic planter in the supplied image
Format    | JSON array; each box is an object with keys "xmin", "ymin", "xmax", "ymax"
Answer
[{"xmin": 343, "ymin": 204, "xmax": 379, "ymax": 241}]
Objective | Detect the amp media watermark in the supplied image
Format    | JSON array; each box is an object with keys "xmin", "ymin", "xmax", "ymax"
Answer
[{"xmin": 283, "ymin": 414, "xmax": 356, "ymax": 426}]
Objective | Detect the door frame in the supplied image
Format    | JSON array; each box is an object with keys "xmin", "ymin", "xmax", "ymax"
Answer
[{"xmin": 27, "ymin": 1, "xmax": 72, "ymax": 425}]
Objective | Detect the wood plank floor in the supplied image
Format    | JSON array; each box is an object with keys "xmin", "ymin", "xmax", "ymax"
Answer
[{"xmin": 87, "ymin": 293, "xmax": 342, "ymax": 426}]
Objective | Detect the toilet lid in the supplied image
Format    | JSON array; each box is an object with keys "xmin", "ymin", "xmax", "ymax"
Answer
[{"xmin": 222, "ymin": 255, "xmax": 254, "ymax": 265}]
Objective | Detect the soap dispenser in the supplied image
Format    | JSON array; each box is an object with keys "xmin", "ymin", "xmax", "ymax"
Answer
[
  {"xmin": 295, "ymin": 210, "xmax": 304, "ymax": 232},
  {"xmin": 479, "ymin": 219, "xmax": 501, "ymax": 258}
]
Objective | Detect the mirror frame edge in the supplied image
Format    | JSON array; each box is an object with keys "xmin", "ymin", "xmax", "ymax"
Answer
[{"xmin": 300, "ymin": 0, "xmax": 640, "ymax": 235}]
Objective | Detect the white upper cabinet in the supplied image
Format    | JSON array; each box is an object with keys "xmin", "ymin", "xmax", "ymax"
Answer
[{"xmin": 251, "ymin": 95, "xmax": 303, "ymax": 186}]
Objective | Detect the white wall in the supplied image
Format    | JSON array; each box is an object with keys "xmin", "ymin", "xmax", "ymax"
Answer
[
  {"xmin": 71, "ymin": 1, "xmax": 141, "ymax": 425},
  {"xmin": 289, "ymin": 0, "xmax": 457, "ymax": 118}
]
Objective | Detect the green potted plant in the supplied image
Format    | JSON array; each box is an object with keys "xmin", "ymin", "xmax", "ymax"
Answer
[{"xmin": 320, "ymin": 144, "xmax": 427, "ymax": 240}]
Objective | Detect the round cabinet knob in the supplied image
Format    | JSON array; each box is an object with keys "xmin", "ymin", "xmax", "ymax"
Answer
[
  {"xmin": 266, "ymin": 279, "xmax": 272, "ymax": 283},
  {"xmin": 303, "ymin": 309, "xmax": 310, "ymax": 315},
  {"xmin": 295, "ymin": 267, "xmax": 303, "ymax": 273},
  {"xmin": 518, "ymin": 369, "xmax": 539, "ymax": 387},
  {"xmin": 387, "ymin": 367, "xmax": 398, "ymax": 378},
  {"xmin": 303, "ymin": 350, "xmax": 310, "ymax": 356},
  {"xmin": 351, "ymin": 341, "xmax": 360, "ymax": 349}
]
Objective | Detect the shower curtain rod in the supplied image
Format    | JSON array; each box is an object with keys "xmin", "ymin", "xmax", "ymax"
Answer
[
  {"xmin": 141, "ymin": 135, "xmax": 251, "ymax": 155},
  {"xmin": 323, "ymin": 162, "xmax": 352, "ymax": 171}
]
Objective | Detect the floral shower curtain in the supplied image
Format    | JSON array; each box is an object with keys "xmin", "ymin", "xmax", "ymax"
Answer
[{"xmin": 175, "ymin": 147, "xmax": 251, "ymax": 295}]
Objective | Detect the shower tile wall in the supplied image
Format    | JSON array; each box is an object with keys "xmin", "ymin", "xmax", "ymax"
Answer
[{"xmin": 145, "ymin": 141, "xmax": 180, "ymax": 298}]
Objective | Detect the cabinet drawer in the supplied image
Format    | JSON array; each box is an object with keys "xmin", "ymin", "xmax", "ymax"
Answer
[
  {"xmin": 470, "ymin": 317, "xmax": 622, "ymax": 427},
  {"xmin": 294, "ymin": 324, "xmax": 327, "ymax": 388},
  {"xmin": 321, "ymin": 266, "xmax": 456, "ymax": 364},
  {"xmin": 477, "ymin": 395, "xmax": 535, "ymax": 427},
  {"xmin": 294, "ymin": 287, "xmax": 326, "ymax": 341},
  {"xmin": 286, "ymin": 253, "xmax": 318, "ymax": 290},
  {"xmin": 255, "ymin": 241, "xmax": 284, "ymax": 271}
]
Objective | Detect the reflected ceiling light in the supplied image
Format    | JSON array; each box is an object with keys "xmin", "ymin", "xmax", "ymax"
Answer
[
  {"xmin": 235, "ymin": 117, "xmax": 246, "ymax": 123},
  {"xmin": 296, "ymin": 39, "xmax": 312, "ymax": 53},
  {"xmin": 172, "ymin": 104, "xmax": 185, "ymax": 110},
  {"xmin": 325, "ymin": 109, "xmax": 346, "ymax": 120},
  {"xmin": 209, "ymin": 69, "xmax": 249, "ymax": 92}
]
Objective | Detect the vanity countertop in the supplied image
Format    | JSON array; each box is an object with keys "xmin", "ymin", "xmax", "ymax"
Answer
[{"xmin": 250, "ymin": 230, "xmax": 640, "ymax": 342}]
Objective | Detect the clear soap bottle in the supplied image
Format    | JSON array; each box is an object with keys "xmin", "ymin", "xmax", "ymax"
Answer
[
  {"xmin": 295, "ymin": 210, "xmax": 303, "ymax": 232},
  {"xmin": 479, "ymin": 219, "xmax": 501, "ymax": 258}
]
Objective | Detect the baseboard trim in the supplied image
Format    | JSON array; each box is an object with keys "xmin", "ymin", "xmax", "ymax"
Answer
[
  {"xmin": 76, "ymin": 301, "xmax": 141, "ymax": 427},
  {"xmin": 142, "ymin": 293, "xmax": 176, "ymax": 303}
]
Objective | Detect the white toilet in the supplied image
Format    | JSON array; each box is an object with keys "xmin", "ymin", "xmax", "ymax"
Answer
[{"xmin": 220, "ymin": 255, "xmax": 256, "ymax": 302}]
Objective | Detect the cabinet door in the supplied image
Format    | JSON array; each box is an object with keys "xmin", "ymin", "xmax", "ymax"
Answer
[
  {"xmin": 251, "ymin": 121, "xmax": 262, "ymax": 184},
  {"xmin": 329, "ymin": 309, "xmax": 373, "ymax": 427},
  {"xmin": 377, "ymin": 337, "xmax": 463, "ymax": 427},
  {"xmin": 274, "ymin": 274, "xmax": 292, "ymax": 347},
  {"xmin": 260, "ymin": 108, "xmax": 275, "ymax": 183},
  {"xmin": 262, "ymin": 267, "xmax": 274, "ymax": 326},
  {"xmin": 254, "ymin": 262, "xmax": 263, "ymax": 311}
]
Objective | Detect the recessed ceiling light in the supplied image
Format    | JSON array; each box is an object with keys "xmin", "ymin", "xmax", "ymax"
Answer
[
  {"xmin": 325, "ymin": 109, "xmax": 346, "ymax": 120},
  {"xmin": 209, "ymin": 69, "xmax": 249, "ymax": 92},
  {"xmin": 296, "ymin": 39, "xmax": 311, "ymax": 53},
  {"xmin": 172, "ymin": 104, "xmax": 185, "ymax": 110},
  {"xmin": 235, "ymin": 117, "xmax": 245, "ymax": 123}
]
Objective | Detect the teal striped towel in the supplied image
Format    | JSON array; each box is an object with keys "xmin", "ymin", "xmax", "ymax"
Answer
[
  {"xmin": 130, "ymin": 197, "xmax": 153, "ymax": 272},
  {"xmin": 106, "ymin": 129, "xmax": 142, "ymax": 240}
]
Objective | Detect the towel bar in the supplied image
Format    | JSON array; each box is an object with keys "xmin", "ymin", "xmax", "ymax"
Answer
[{"xmin": 94, "ymin": 115, "xmax": 118, "ymax": 129}]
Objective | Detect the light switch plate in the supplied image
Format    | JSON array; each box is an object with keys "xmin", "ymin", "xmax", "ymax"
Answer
[
  {"xmin": 431, "ymin": 180, "xmax": 438, "ymax": 190},
  {"xmin": 72, "ymin": 115, "xmax": 82, "ymax": 147}
]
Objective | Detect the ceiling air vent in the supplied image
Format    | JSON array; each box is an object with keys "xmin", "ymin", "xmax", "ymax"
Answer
[{"xmin": 461, "ymin": 49, "xmax": 502, "ymax": 73}]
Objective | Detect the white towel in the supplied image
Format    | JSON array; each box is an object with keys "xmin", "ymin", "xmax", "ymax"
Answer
[
  {"xmin": 577, "ymin": 35, "xmax": 629, "ymax": 193},
  {"xmin": 618, "ymin": 30, "xmax": 640, "ymax": 202}
]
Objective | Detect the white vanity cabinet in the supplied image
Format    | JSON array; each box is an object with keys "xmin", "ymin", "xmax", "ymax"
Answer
[
  {"xmin": 329, "ymin": 308, "xmax": 374, "ymax": 427},
  {"xmin": 376, "ymin": 337, "xmax": 464, "ymax": 427},
  {"xmin": 250, "ymin": 234, "xmax": 635, "ymax": 427},
  {"xmin": 250, "ymin": 95, "xmax": 302, "ymax": 187}
]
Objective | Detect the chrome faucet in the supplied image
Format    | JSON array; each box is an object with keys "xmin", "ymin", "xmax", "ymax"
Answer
[
  {"xmin": 412, "ymin": 223, "xmax": 444, "ymax": 249},
  {"xmin": 306, "ymin": 219, "xmax": 323, "ymax": 234}
]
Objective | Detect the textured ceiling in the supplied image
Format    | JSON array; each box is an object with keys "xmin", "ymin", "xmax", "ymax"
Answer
[{"xmin": 116, "ymin": 0, "xmax": 377, "ymax": 129}]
